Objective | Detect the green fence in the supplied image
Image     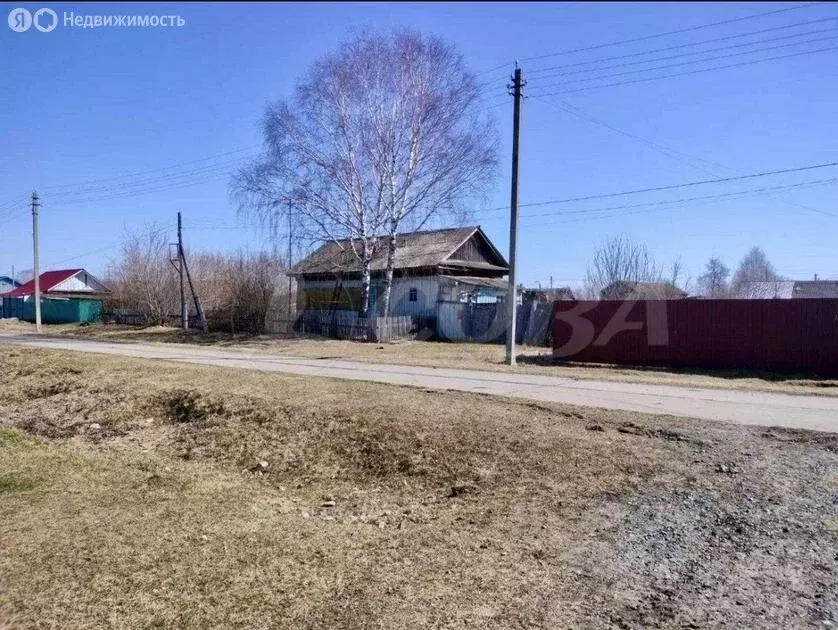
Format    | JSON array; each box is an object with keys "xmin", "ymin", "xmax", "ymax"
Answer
[
  {"xmin": 0, "ymin": 297, "xmax": 102, "ymax": 324},
  {"xmin": 0, "ymin": 297, "xmax": 24, "ymax": 319}
]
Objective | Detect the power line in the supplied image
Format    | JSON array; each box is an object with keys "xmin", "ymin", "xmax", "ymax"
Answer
[
  {"xmin": 521, "ymin": 2, "xmax": 821, "ymax": 62},
  {"xmin": 476, "ymin": 62, "xmax": 514, "ymax": 77},
  {"xmin": 189, "ymin": 225, "xmax": 261, "ymax": 231},
  {"xmin": 485, "ymin": 99, "xmax": 511, "ymax": 111},
  {"xmin": 531, "ymin": 33, "xmax": 838, "ymax": 88},
  {"xmin": 40, "ymin": 146, "xmax": 258, "ymax": 192},
  {"xmin": 530, "ymin": 96, "xmax": 838, "ymax": 220},
  {"xmin": 0, "ymin": 198, "xmax": 29, "ymax": 215},
  {"xmin": 529, "ymin": 96, "xmax": 723, "ymax": 175},
  {"xmin": 43, "ymin": 244, "xmax": 123, "ymax": 269},
  {"xmin": 41, "ymin": 225, "xmax": 172, "ymax": 269},
  {"xmin": 0, "ymin": 209, "xmax": 30, "ymax": 227},
  {"xmin": 44, "ymin": 171, "xmax": 237, "ymax": 207},
  {"xmin": 520, "ymin": 202, "xmax": 811, "ymax": 232},
  {"xmin": 0, "ymin": 197, "xmax": 25, "ymax": 210},
  {"xmin": 468, "ymin": 161, "xmax": 838, "ymax": 215},
  {"xmin": 2, "ymin": 88, "xmax": 504, "ymax": 207},
  {"xmin": 517, "ymin": 177, "xmax": 838, "ymax": 221},
  {"xmin": 527, "ymin": 17, "xmax": 838, "ymax": 74},
  {"xmin": 542, "ymin": 96, "xmax": 838, "ymax": 220},
  {"xmin": 55, "ymin": 157, "xmax": 251, "ymax": 200},
  {"xmin": 18, "ymin": 176, "xmax": 838, "ymax": 272},
  {"xmin": 530, "ymin": 28, "xmax": 838, "ymax": 82},
  {"xmin": 3, "ymin": 88, "xmax": 507, "ymax": 205},
  {"xmin": 477, "ymin": 12, "xmax": 835, "ymax": 107},
  {"xmin": 464, "ymin": 178, "xmax": 838, "ymax": 230},
  {"xmin": 529, "ymin": 45, "xmax": 838, "ymax": 96},
  {"xmin": 520, "ymin": 161, "xmax": 838, "ymax": 207},
  {"xmin": 0, "ymin": 148, "xmax": 258, "ymax": 211}
]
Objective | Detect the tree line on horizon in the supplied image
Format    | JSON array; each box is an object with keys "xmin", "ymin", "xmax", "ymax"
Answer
[{"xmin": 576, "ymin": 234, "xmax": 785, "ymax": 300}]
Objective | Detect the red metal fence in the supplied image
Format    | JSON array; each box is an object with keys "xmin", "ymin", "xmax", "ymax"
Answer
[{"xmin": 552, "ymin": 299, "xmax": 838, "ymax": 375}]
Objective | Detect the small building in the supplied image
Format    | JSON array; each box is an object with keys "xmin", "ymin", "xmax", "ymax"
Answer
[
  {"xmin": 291, "ymin": 226, "xmax": 510, "ymax": 340},
  {"xmin": 600, "ymin": 281, "xmax": 687, "ymax": 300},
  {"xmin": 0, "ymin": 268, "xmax": 110, "ymax": 323},
  {"xmin": 0, "ymin": 276, "xmax": 21, "ymax": 295},
  {"xmin": 522, "ymin": 287, "xmax": 575, "ymax": 304},
  {"xmin": 732, "ymin": 280, "xmax": 838, "ymax": 299}
]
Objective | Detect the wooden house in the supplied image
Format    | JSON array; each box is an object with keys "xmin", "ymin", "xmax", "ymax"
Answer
[{"xmin": 290, "ymin": 226, "xmax": 510, "ymax": 336}]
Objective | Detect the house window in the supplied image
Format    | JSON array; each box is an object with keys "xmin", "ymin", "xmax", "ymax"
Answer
[{"xmin": 408, "ymin": 288, "xmax": 418, "ymax": 302}]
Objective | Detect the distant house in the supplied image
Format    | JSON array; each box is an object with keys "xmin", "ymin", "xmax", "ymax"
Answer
[
  {"xmin": 1, "ymin": 268, "xmax": 110, "ymax": 323},
  {"xmin": 733, "ymin": 280, "xmax": 838, "ymax": 299},
  {"xmin": 522, "ymin": 287, "xmax": 575, "ymax": 304},
  {"xmin": 600, "ymin": 281, "xmax": 687, "ymax": 300},
  {"xmin": 291, "ymin": 226, "xmax": 510, "ymax": 340},
  {"xmin": 793, "ymin": 281, "xmax": 838, "ymax": 298},
  {"xmin": 0, "ymin": 276, "xmax": 21, "ymax": 295}
]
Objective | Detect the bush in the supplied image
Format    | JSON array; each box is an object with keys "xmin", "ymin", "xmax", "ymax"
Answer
[{"xmin": 105, "ymin": 226, "xmax": 294, "ymax": 334}]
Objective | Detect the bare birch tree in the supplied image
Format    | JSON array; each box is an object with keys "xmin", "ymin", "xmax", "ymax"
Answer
[
  {"xmin": 233, "ymin": 29, "xmax": 498, "ymax": 316},
  {"xmin": 367, "ymin": 32, "xmax": 498, "ymax": 314}
]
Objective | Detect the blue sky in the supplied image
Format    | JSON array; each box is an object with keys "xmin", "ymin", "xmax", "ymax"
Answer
[{"xmin": 1, "ymin": 1, "xmax": 837, "ymax": 290}]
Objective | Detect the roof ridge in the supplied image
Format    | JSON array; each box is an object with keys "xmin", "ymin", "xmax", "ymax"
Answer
[
  {"xmin": 327, "ymin": 225, "xmax": 478, "ymax": 243},
  {"xmin": 2, "ymin": 268, "xmax": 108, "ymax": 298},
  {"xmin": 291, "ymin": 225, "xmax": 507, "ymax": 276}
]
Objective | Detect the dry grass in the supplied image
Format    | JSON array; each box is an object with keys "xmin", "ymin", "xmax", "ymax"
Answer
[
  {"xmin": 0, "ymin": 319, "xmax": 35, "ymax": 332},
  {"xmin": 58, "ymin": 323, "xmax": 838, "ymax": 397},
  {"xmin": 0, "ymin": 348, "xmax": 836, "ymax": 628}
]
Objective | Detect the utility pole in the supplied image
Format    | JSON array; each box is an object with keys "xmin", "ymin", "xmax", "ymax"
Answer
[
  {"xmin": 177, "ymin": 212, "xmax": 188, "ymax": 330},
  {"xmin": 505, "ymin": 65, "xmax": 525, "ymax": 366},
  {"xmin": 31, "ymin": 191, "xmax": 42, "ymax": 333},
  {"xmin": 182, "ymin": 251, "xmax": 207, "ymax": 333},
  {"xmin": 177, "ymin": 212, "xmax": 207, "ymax": 332},
  {"xmin": 287, "ymin": 206, "xmax": 293, "ymax": 326}
]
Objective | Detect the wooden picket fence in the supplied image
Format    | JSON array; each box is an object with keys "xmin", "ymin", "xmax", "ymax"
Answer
[{"xmin": 295, "ymin": 310, "xmax": 414, "ymax": 342}]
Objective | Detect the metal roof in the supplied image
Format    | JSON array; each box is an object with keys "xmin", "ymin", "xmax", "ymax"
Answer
[
  {"xmin": 600, "ymin": 281, "xmax": 688, "ymax": 300},
  {"xmin": 729, "ymin": 281, "xmax": 838, "ymax": 299},
  {"xmin": 2, "ymin": 269, "xmax": 110, "ymax": 298},
  {"xmin": 291, "ymin": 226, "xmax": 508, "ymax": 276},
  {"xmin": 792, "ymin": 281, "xmax": 838, "ymax": 299},
  {"xmin": 733, "ymin": 282, "xmax": 795, "ymax": 299}
]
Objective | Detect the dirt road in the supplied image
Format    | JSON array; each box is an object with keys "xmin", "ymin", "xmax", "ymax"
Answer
[{"xmin": 1, "ymin": 332, "xmax": 836, "ymax": 431}]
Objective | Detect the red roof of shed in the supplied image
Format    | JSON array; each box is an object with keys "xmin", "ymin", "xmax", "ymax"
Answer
[{"xmin": 2, "ymin": 269, "xmax": 84, "ymax": 298}]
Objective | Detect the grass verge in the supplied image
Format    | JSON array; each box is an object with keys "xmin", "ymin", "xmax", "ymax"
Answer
[{"xmin": 0, "ymin": 347, "xmax": 836, "ymax": 628}]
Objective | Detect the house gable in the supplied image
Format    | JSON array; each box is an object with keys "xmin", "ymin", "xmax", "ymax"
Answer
[
  {"xmin": 444, "ymin": 227, "xmax": 508, "ymax": 269},
  {"xmin": 50, "ymin": 270, "xmax": 109, "ymax": 294},
  {"xmin": 5, "ymin": 268, "xmax": 110, "ymax": 298}
]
